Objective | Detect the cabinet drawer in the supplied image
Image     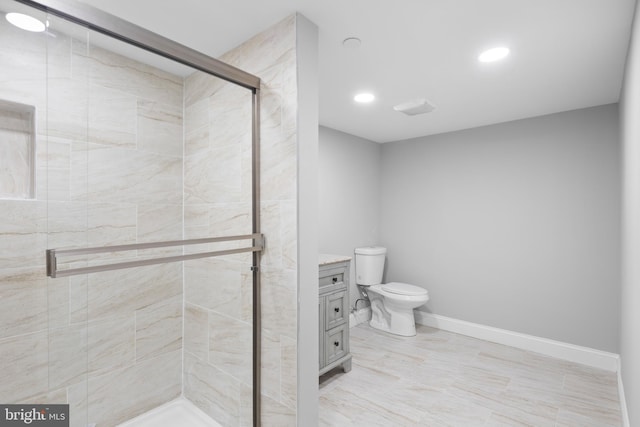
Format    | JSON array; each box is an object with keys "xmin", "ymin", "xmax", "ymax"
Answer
[
  {"xmin": 325, "ymin": 324, "xmax": 348, "ymax": 366},
  {"xmin": 325, "ymin": 291, "xmax": 347, "ymax": 330},
  {"xmin": 319, "ymin": 272, "xmax": 345, "ymax": 288}
]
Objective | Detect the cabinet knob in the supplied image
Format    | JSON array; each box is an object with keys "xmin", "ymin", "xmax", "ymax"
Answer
[
  {"xmin": 332, "ymin": 277, "xmax": 338, "ymax": 283},
  {"xmin": 334, "ymin": 341, "xmax": 340, "ymax": 347},
  {"xmin": 334, "ymin": 307, "xmax": 340, "ymax": 313}
]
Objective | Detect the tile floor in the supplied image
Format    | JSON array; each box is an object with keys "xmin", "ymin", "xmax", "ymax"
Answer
[{"xmin": 319, "ymin": 323, "xmax": 622, "ymax": 426}]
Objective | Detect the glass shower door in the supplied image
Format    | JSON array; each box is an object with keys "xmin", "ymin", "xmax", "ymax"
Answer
[{"xmin": 0, "ymin": 1, "xmax": 261, "ymax": 425}]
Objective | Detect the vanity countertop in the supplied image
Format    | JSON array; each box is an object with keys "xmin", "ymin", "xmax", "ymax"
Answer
[{"xmin": 319, "ymin": 254, "xmax": 352, "ymax": 266}]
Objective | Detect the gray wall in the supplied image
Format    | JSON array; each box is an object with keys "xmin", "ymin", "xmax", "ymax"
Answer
[
  {"xmin": 379, "ymin": 104, "xmax": 621, "ymax": 353},
  {"xmin": 621, "ymin": 0, "xmax": 640, "ymax": 422},
  {"xmin": 318, "ymin": 126, "xmax": 381, "ymax": 306}
]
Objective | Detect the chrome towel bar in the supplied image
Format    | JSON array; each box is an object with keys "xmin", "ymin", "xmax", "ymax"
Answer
[{"xmin": 46, "ymin": 233, "xmax": 265, "ymax": 278}]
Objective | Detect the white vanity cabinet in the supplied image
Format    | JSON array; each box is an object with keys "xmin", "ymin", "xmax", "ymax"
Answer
[{"xmin": 319, "ymin": 256, "xmax": 352, "ymax": 375}]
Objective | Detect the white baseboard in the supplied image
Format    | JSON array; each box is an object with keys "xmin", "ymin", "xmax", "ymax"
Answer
[
  {"xmin": 618, "ymin": 368, "xmax": 630, "ymax": 427},
  {"xmin": 414, "ymin": 311, "xmax": 620, "ymax": 372}
]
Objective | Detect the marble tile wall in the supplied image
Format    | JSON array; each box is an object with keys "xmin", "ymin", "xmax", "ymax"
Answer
[
  {"xmin": 183, "ymin": 14, "xmax": 299, "ymax": 426},
  {"xmin": 1, "ymin": 7, "xmax": 301, "ymax": 427},
  {"xmin": 0, "ymin": 14, "xmax": 183, "ymax": 427},
  {"xmin": 0, "ymin": 100, "xmax": 35, "ymax": 199}
]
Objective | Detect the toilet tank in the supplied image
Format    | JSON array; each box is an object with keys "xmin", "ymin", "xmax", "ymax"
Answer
[{"xmin": 354, "ymin": 246, "xmax": 387, "ymax": 285}]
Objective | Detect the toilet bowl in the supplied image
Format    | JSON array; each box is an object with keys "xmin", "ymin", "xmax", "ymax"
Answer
[{"xmin": 355, "ymin": 247, "xmax": 429, "ymax": 337}]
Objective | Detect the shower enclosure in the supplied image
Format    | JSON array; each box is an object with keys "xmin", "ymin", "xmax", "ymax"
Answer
[{"xmin": 0, "ymin": 0, "xmax": 264, "ymax": 425}]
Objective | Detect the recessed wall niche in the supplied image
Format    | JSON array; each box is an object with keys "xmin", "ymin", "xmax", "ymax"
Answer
[{"xmin": 0, "ymin": 99, "xmax": 35, "ymax": 199}]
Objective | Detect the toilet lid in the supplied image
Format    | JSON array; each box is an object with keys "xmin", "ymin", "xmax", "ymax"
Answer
[{"xmin": 382, "ymin": 282, "xmax": 427, "ymax": 296}]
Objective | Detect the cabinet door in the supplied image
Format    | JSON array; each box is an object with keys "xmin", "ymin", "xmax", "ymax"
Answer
[
  {"xmin": 319, "ymin": 297, "xmax": 325, "ymax": 369},
  {"xmin": 325, "ymin": 291, "xmax": 347, "ymax": 330},
  {"xmin": 325, "ymin": 324, "xmax": 348, "ymax": 366}
]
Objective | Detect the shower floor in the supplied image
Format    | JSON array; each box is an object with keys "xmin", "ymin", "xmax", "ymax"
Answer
[{"xmin": 117, "ymin": 398, "xmax": 221, "ymax": 427}]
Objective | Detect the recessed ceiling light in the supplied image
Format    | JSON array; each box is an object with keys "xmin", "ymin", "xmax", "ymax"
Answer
[
  {"xmin": 478, "ymin": 47, "xmax": 510, "ymax": 63},
  {"xmin": 354, "ymin": 93, "xmax": 375, "ymax": 103},
  {"xmin": 6, "ymin": 12, "xmax": 46, "ymax": 32}
]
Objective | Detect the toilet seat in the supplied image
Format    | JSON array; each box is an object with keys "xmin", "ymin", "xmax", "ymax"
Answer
[{"xmin": 382, "ymin": 282, "xmax": 427, "ymax": 296}]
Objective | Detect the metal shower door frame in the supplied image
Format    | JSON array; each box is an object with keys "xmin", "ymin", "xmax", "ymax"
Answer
[{"xmin": 18, "ymin": 0, "xmax": 264, "ymax": 424}]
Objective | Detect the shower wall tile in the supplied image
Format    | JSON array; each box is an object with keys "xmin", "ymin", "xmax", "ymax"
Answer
[
  {"xmin": 83, "ymin": 47, "xmax": 183, "ymax": 107},
  {"xmin": 184, "ymin": 351, "xmax": 241, "ymax": 427},
  {"xmin": 87, "ymin": 262, "xmax": 182, "ymax": 321},
  {"xmin": 83, "ymin": 143, "xmax": 183, "ymax": 205},
  {"xmin": 239, "ymin": 383, "xmax": 253, "ymax": 427},
  {"xmin": 87, "ymin": 202, "xmax": 137, "ymax": 247},
  {"xmin": 0, "ymin": 200, "xmax": 46, "ymax": 269},
  {"xmin": 2, "ymin": 7, "xmax": 302, "ymax": 424},
  {"xmin": 48, "ymin": 275, "xmax": 70, "ymax": 330},
  {"xmin": 260, "ymin": 201, "xmax": 283, "ymax": 267},
  {"xmin": 240, "ymin": 263, "xmax": 253, "ymax": 323},
  {"xmin": 261, "ymin": 394, "xmax": 296, "ymax": 427},
  {"xmin": 69, "ymin": 142, "xmax": 89, "ymax": 202},
  {"xmin": 46, "ymin": 78, "xmax": 89, "ymax": 142},
  {"xmin": 88, "ymin": 314, "xmax": 135, "ymax": 375},
  {"xmin": 184, "ymin": 98, "xmax": 209, "ymax": 135},
  {"xmin": 184, "ymin": 13, "xmax": 300, "ymax": 422},
  {"xmin": 185, "ymin": 258, "xmax": 243, "ymax": 317},
  {"xmin": 68, "ymin": 380, "xmax": 88, "ymax": 427},
  {"xmin": 49, "ymin": 323, "xmax": 88, "ymax": 390},
  {"xmin": 184, "ymin": 204, "xmax": 211, "ymax": 229},
  {"xmin": 87, "ymin": 349, "xmax": 181, "ymax": 427},
  {"xmin": 185, "ymin": 124, "xmax": 210, "ymax": 157},
  {"xmin": 0, "ymin": 331, "xmax": 48, "ymax": 403},
  {"xmin": 1, "ymin": 16, "xmax": 187, "ymax": 422},
  {"xmin": 280, "ymin": 335, "xmax": 297, "ymax": 409},
  {"xmin": 184, "ymin": 70, "xmax": 226, "ymax": 107},
  {"xmin": 184, "ymin": 144, "xmax": 243, "ymax": 204},
  {"xmin": 184, "ymin": 304, "xmax": 209, "ymax": 360},
  {"xmin": 280, "ymin": 200, "xmax": 297, "ymax": 270},
  {"xmin": 281, "ymin": 55, "xmax": 298, "ymax": 137},
  {"xmin": 46, "ymin": 201, "xmax": 87, "ymax": 250},
  {"xmin": 0, "ymin": 23, "xmax": 47, "ymax": 79},
  {"xmin": 19, "ymin": 388, "xmax": 68, "ymax": 405},
  {"xmin": 209, "ymin": 85, "xmax": 252, "ymax": 149},
  {"xmin": 209, "ymin": 311, "xmax": 252, "ymax": 385},
  {"xmin": 208, "ymin": 202, "xmax": 252, "ymax": 236},
  {"xmin": 45, "ymin": 30, "xmax": 73, "ymax": 81},
  {"xmin": 137, "ymin": 100, "xmax": 183, "ymax": 157},
  {"xmin": 0, "ymin": 266, "xmax": 47, "ymax": 339},
  {"xmin": 36, "ymin": 137, "xmax": 71, "ymax": 170},
  {"xmin": 261, "ymin": 267, "xmax": 297, "ymax": 339},
  {"xmin": 88, "ymin": 84, "xmax": 137, "ymax": 148},
  {"xmin": 69, "ymin": 275, "xmax": 89, "ymax": 324},
  {"xmin": 36, "ymin": 137, "xmax": 72, "ymax": 202},
  {"xmin": 43, "ymin": 167, "xmax": 72, "ymax": 202},
  {"xmin": 260, "ymin": 131, "xmax": 296, "ymax": 202},
  {"xmin": 0, "ymin": 113, "xmax": 33, "ymax": 199},
  {"xmin": 135, "ymin": 295, "xmax": 182, "ymax": 361},
  {"xmin": 261, "ymin": 330, "xmax": 282, "ymax": 401},
  {"xmin": 137, "ymin": 203, "xmax": 183, "ymax": 248}
]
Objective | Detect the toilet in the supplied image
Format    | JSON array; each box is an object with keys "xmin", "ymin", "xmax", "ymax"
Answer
[{"xmin": 355, "ymin": 246, "xmax": 429, "ymax": 337}]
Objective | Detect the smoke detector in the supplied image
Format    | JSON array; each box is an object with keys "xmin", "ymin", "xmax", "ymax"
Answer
[
  {"xmin": 393, "ymin": 98, "xmax": 436, "ymax": 116},
  {"xmin": 342, "ymin": 37, "xmax": 362, "ymax": 49}
]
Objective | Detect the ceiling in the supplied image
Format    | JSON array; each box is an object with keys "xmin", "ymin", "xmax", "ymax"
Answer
[{"xmin": 78, "ymin": 0, "xmax": 637, "ymax": 143}]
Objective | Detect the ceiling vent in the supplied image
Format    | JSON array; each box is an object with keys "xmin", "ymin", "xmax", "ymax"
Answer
[{"xmin": 393, "ymin": 98, "xmax": 435, "ymax": 116}]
